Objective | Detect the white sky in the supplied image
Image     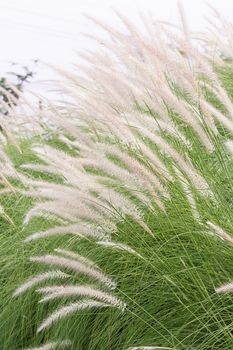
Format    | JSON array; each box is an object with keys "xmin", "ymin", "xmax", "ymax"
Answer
[{"xmin": 0, "ymin": 0, "xmax": 233, "ymax": 89}]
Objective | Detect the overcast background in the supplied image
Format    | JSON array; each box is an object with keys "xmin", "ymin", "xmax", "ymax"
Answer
[{"xmin": 0, "ymin": 0, "xmax": 233, "ymax": 93}]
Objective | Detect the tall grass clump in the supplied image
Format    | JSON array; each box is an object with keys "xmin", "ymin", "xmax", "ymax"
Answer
[{"xmin": 2, "ymin": 6, "xmax": 233, "ymax": 350}]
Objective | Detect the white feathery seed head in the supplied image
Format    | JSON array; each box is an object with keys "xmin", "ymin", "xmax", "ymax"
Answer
[
  {"xmin": 23, "ymin": 340, "xmax": 71, "ymax": 350},
  {"xmin": 37, "ymin": 284, "xmax": 125, "ymax": 310},
  {"xmin": 13, "ymin": 270, "xmax": 70, "ymax": 297},
  {"xmin": 30, "ymin": 254, "xmax": 116, "ymax": 289},
  {"xmin": 37, "ymin": 299, "xmax": 112, "ymax": 333}
]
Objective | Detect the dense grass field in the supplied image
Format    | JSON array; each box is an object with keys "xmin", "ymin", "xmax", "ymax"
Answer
[
  {"xmin": 1, "ymin": 113, "xmax": 233, "ymax": 349},
  {"xmin": 2, "ymin": 10, "xmax": 233, "ymax": 350}
]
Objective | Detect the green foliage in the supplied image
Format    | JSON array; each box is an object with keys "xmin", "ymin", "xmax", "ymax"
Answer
[
  {"xmin": 2, "ymin": 51, "xmax": 233, "ymax": 350},
  {"xmin": 1, "ymin": 121, "xmax": 233, "ymax": 350}
]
